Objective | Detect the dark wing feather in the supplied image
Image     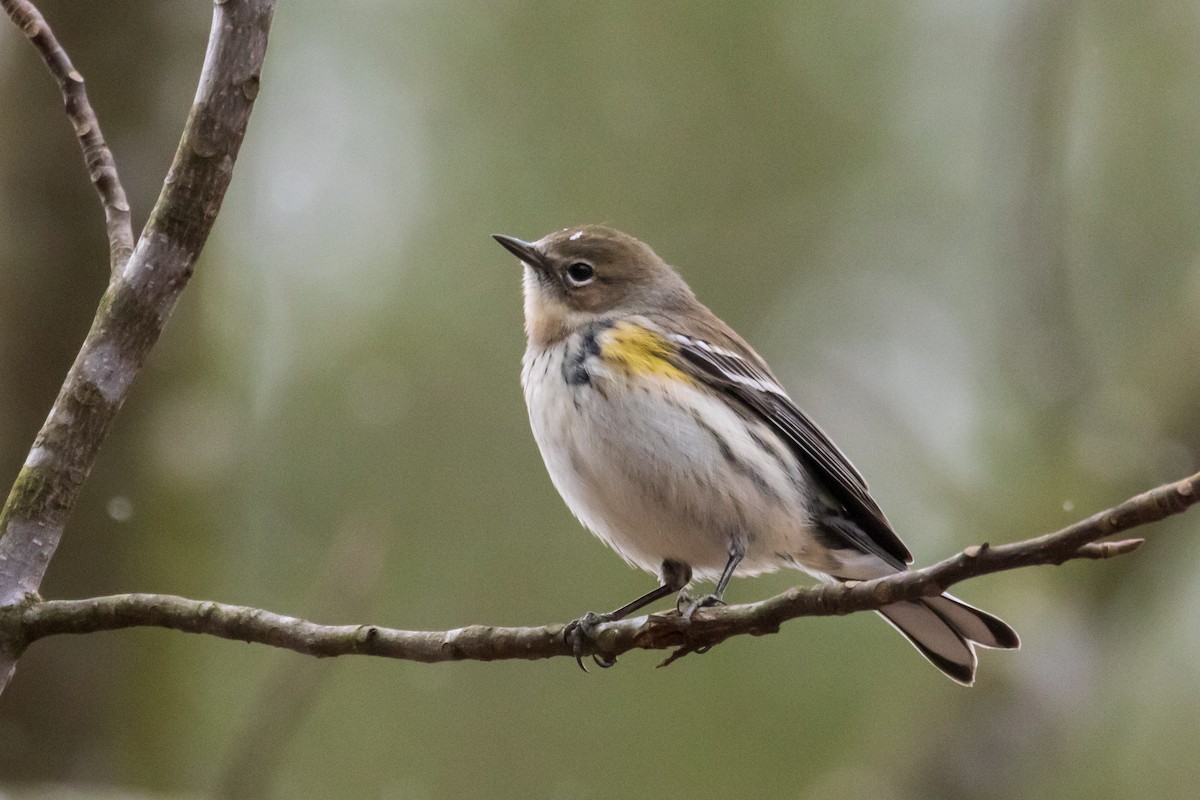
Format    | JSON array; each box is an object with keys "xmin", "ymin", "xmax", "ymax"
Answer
[{"xmin": 666, "ymin": 332, "xmax": 913, "ymax": 568}]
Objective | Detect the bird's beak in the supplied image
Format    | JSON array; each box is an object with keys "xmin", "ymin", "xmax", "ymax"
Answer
[{"xmin": 492, "ymin": 234, "xmax": 547, "ymax": 270}]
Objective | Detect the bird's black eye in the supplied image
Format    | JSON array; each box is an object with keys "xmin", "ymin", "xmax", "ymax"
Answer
[{"xmin": 565, "ymin": 262, "xmax": 595, "ymax": 286}]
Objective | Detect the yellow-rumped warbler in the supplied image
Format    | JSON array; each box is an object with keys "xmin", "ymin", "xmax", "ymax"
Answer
[{"xmin": 494, "ymin": 225, "xmax": 1018, "ymax": 684}]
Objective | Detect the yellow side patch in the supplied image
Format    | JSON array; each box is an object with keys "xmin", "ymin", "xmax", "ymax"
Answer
[{"xmin": 599, "ymin": 321, "xmax": 692, "ymax": 383}]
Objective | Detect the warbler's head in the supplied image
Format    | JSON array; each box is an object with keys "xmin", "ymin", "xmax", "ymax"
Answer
[{"xmin": 493, "ymin": 225, "xmax": 694, "ymax": 345}]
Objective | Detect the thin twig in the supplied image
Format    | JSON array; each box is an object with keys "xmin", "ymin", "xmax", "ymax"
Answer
[
  {"xmin": 6, "ymin": 470, "xmax": 1196, "ymax": 667},
  {"xmin": 0, "ymin": 0, "xmax": 134, "ymax": 271},
  {"xmin": 0, "ymin": 0, "xmax": 278, "ymax": 695}
]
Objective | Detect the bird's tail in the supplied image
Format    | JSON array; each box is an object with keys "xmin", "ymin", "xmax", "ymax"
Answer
[{"xmin": 876, "ymin": 594, "xmax": 1020, "ymax": 685}]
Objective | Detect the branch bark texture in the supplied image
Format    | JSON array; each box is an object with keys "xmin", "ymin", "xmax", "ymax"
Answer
[
  {"xmin": 0, "ymin": 0, "xmax": 1195, "ymax": 696},
  {"xmin": 0, "ymin": 0, "xmax": 277, "ymax": 691},
  {"xmin": 5, "ymin": 470, "xmax": 1195, "ymax": 668},
  {"xmin": 0, "ymin": 0, "xmax": 135, "ymax": 272}
]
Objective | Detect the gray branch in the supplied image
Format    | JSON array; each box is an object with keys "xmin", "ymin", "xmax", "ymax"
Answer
[
  {"xmin": 0, "ymin": 0, "xmax": 1195, "ymax": 694},
  {"xmin": 0, "ymin": 0, "xmax": 135, "ymax": 272},
  {"xmin": 0, "ymin": 0, "xmax": 277, "ymax": 693},
  {"xmin": 4, "ymin": 471, "xmax": 1194, "ymax": 668}
]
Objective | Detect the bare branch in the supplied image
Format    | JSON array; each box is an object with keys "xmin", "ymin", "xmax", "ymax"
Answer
[
  {"xmin": 6, "ymin": 471, "xmax": 1196, "ymax": 668},
  {"xmin": 0, "ymin": 0, "xmax": 277, "ymax": 693},
  {"xmin": 0, "ymin": 0, "xmax": 135, "ymax": 271},
  {"xmin": 0, "ymin": 1, "xmax": 1194, "ymax": 695}
]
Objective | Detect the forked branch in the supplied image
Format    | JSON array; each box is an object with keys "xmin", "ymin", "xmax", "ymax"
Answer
[
  {"xmin": 0, "ymin": 0, "xmax": 1195, "ymax": 689},
  {"xmin": 0, "ymin": 0, "xmax": 277, "ymax": 694}
]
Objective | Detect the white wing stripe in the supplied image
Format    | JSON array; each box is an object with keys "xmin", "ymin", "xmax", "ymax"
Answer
[
  {"xmin": 666, "ymin": 333, "xmax": 787, "ymax": 395},
  {"xmin": 667, "ymin": 332, "xmax": 871, "ymax": 492}
]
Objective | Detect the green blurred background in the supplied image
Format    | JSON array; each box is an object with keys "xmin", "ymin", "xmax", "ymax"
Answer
[{"xmin": 2, "ymin": 1, "xmax": 1199, "ymax": 798}]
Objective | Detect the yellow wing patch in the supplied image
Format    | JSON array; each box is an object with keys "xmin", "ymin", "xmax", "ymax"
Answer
[{"xmin": 599, "ymin": 321, "xmax": 693, "ymax": 383}]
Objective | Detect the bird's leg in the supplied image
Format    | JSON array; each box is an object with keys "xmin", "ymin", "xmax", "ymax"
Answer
[
  {"xmin": 565, "ymin": 559, "xmax": 691, "ymax": 671},
  {"xmin": 683, "ymin": 542, "xmax": 745, "ymax": 620}
]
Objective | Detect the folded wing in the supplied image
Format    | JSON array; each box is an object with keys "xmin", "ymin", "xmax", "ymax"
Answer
[{"xmin": 666, "ymin": 331, "xmax": 912, "ymax": 570}]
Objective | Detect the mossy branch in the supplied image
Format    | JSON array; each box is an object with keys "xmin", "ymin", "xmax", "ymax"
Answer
[{"xmin": 0, "ymin": 0, "xmax": 277, "ymax": 693}]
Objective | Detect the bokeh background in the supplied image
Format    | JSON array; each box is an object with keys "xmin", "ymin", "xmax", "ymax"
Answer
[{"xmin": 2, "ymin": 1, "xmax": 1200, "ymax": 798}]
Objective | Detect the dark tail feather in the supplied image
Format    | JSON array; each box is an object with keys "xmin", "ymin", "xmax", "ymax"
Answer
[
  {"xmin": 924, "ymin": 594, "xmax": 1021, "ymax": 650},
  {"xmin": 877, "ymin": 593, "xmax": 1019, "ymax": 686}
]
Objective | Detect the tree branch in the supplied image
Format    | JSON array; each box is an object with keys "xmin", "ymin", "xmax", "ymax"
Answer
[
  {"xmin": 5, "ymin": 471, "xmax": 1195, "ymax": 668},
  {"xmin": 0, "ymin": 1, "xmax": 1194, "ymax": 695},
  {"xmin": 0, "ymin": 0, "xmax": 277, "ymax": 693},
  {"xmin": 0, "ymin": 0, "xmax": 134, "ymax": 272}
]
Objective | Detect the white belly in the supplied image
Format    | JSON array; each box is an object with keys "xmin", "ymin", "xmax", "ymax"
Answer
[{"xmin": 522, "ymin": 344, "xmax": 831, "ymax": 582}]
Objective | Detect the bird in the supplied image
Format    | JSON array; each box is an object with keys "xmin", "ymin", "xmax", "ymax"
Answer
[{"xmin": 493, "ymin": 225, "xmax": 1019, "ymax": 684}]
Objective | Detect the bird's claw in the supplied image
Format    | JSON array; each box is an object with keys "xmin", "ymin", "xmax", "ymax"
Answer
[
  {"xmin": 563, "ymin": 611, "xmax": 617, "ymax": 672},
  {"xmin": 682, "ymin": 593, "xmax": 726, "ymax": 621},
  {"xmin": 674, "ymin": 590, "xmax": 694, "ymax": 615}
]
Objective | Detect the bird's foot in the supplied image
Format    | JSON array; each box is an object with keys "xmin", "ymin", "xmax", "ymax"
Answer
[
  {"xmin": 681, "ymin": 593, "xmax": 726, "ymax": 621},
  {"xmin": 563, "ymin": 612, "xmax": 619, "ymax": 672}
]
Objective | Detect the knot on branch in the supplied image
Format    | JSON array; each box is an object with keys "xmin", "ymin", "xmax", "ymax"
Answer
[{"xmin": 0, "ymin": 593, "xmax": 41, "ymax": 658}]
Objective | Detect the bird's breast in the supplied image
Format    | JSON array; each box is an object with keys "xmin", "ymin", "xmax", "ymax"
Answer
[{"xmin": 521, "ymin": 334, "xmax": 821, "ymax": 580}]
